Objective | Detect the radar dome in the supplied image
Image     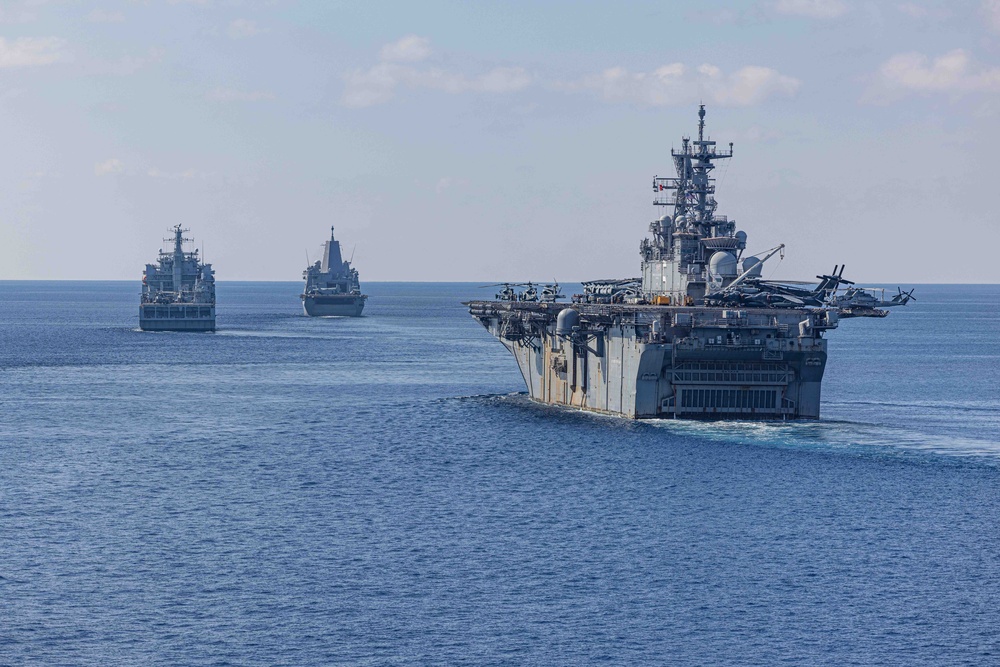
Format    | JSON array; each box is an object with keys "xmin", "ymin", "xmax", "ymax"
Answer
[
  {"xmin": 735, "ymin": 230, "xmax": 748, "ymax": 245},
  {"xmin": 556, "ymin": 308, "xmax": 581, "ymax": 336},
  {"xmin": 741, "ymin": 256, "xmax": 763, "ymax": 277},
  {"xmin": 709, "ymin": 251, "xmax": 738, "ymax": 278}
]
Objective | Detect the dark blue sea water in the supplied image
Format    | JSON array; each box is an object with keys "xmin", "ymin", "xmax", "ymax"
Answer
[{"xmin": 1, "ymin": 282, "xmax": 998, "ymax": 666}]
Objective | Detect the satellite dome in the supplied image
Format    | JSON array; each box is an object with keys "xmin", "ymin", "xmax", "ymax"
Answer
[
  {"xmin": 709, "ymin": 251, "xmax": 738, "ymax": 278},
  {"xmin": 735, "ymin": 230, "xmax": 748, "ymax": 244},
  {"xmin": 556, "ymin": 308, "xmax": 581, "ymax": 336},
  {"xmin": 741, "ymin": 256, "xmax": 763, "ymax": 277}
]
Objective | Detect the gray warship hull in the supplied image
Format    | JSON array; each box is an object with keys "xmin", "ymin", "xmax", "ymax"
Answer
[
  {"xmin": 139, "ymin": 304, "xmax": 216, "ymax": 332},
  {"xmin": 469, "ymin": 301, "xmax": 835, "ymax": 420},
  {"xmin": 301, "ymin": 293, "xmax": 366, "ymax": 317},
  {"xmin": 140, "ymin": 225, "xmax": 216, "ymax": 332},
  {"xmin": 467, "ymin": 105, "xmax": 904, "ymax": 421},
  {"xmin": 301, "ymin": 226, "xmax": 367, "ymax": 317}
]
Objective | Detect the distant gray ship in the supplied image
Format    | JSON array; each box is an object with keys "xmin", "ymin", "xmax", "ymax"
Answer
[
  {"xmin": 140, "ymin": 225, "xmax": 216, "ymax": 332},
  {"xmin": 468, "ymin": 106, "xmax": 909, "ymax": 420},
  {"xmin": 301, "ymin": 226, "xmax": 367, "ymax": 317}
]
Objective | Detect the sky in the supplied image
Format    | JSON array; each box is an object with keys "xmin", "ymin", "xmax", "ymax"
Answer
[{"xmin": 1, "ymin": 0, "xmax": 999, "ymax": 283}]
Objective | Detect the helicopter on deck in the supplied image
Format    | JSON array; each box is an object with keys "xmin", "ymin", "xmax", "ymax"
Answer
[
  {"xmin": 705, "ymin": 265, "xmax": 855, "ymax": 308},
  {"xmin": 482, "ymin": 281, "xmax": 563, "ymax": 302}
]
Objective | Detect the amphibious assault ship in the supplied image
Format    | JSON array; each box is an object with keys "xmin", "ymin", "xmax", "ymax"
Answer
[
  {"xmin": 468, "ymin": 106, "xmax": 907, "ymax": 420},
  {"xmin": 301, "ymin": 226, "xmax": 367, "ymax": 317},
  {"xmin": 140, "ymin": 225, "xmax": 216, "ymax": 332}
]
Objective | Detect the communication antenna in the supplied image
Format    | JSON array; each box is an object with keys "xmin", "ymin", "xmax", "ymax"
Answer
[{"xmin": 350, "ymin": 245, "xmax": 356, "ymax": 263}]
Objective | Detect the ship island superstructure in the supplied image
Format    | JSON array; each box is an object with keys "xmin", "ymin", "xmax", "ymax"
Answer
[
  {"xmin": 468, "ymin": 106, "xmax": 905, "ymax": 420},
  {"xmin": 140, "ymin": 225, "xmax": 216, "ymax": 332},
  {"xmin": 301, "ymin": 226, "xmax": 367, "ymax": 317}
]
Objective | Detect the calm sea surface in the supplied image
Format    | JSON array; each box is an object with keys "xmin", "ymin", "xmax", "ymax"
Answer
[{"xmin": 1, "ymin": 282, "xmax": 998, "ymax": 666}]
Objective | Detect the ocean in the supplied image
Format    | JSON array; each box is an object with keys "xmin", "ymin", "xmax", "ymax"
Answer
[{"xmin": 1, "ymin": 281, "xmax": 998, "ymax": 665}]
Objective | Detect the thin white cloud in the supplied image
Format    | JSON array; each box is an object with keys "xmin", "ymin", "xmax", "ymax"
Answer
[
  {"xmin": 88, "ymin": 9, "xmax": 125, "ymax": 23},
  {"xmin": 342, "ymin": 36, "xmax": 531, "ymax": 107},
  {"xmin": 0, "ymin": 36, "xmax": 64, "ymax": 67},
  {"xmin": 96, "ymin": 47, "xmax": 164, "ymax": 76},
  {"xmin": 343, "ymin": 64, "xmax": 531, "ymax": 107},
  {"xmin": 563, "ymin": 62, "xmax": 800, "ymax": 107},
  {"xmin": 227, "ymin": 18, "xmax": 264, "ymax": 39},
  {"xmin": 207, "ymin": 87, "xmax": 275, "ymax": 102},
  {"xmin": 436, "ymin": 177, "xmax": 453, "ymax": 194},
  {"xmin": 985, "ymin": 0, "xmax": 1000, "ymax": 33},
  {"xmin": 433, "ymin": 176, "xmax": 471, "ymax": 194},
  {"xmin": 867, "ymin": 49, "xmax": 1000, "ymax": 102},
  {"xmin": 94, "ymin": 158, "xmax": 123, "ymax": 176},
  {"xmin": 346, "ymin": 36, "xmax": 796, "ymax": 109},
  {"xmin": 895, "ymin": 3, "xmax": 951, "ymax": 20},
  {"xmin": 771, "ymin": 0, "xmax": 848, "ymax": 18},
  {"xmin": 744, "ymin": 125, "xmax": 783, "ymax": 142},
  {"xmin": 479, "ymin": 67, "xmax": 532, "ymax": 93},
  {"xmin": 0, "ymin": 2, "xmax": 40, "ymax": 24},
  {"xmin": 105, "ymin": 56, "xmax": 147, "ymax": 76},
  {"xmin": 685, "ymin": 8, "xmax": 746, "ymax": 24},
  {"xmin": 379, "ymin": 35, "xmax": 430, "ymax": 62},
  {"xmin": 147, "ymin": 167, "xmax": 209, "ymax": 180},
  {"xmin": 896, "ymin": 3, "xmax": 928, "ymax": 18}
]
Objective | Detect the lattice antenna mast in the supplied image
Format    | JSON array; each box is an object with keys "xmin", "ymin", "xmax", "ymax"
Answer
[
  {"xmin": 163, "ymin": 224, "xmax": 194, "ymax": 256},
  {"xmin": 652, "ymin": 105, "xmax": 733, "ymax": 238}
]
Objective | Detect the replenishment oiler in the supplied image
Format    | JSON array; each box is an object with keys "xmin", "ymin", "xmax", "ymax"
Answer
[
  {"xmin": 301, "ymin": 226, "xmax": 367, "ymax": 317},
  {"xmin": 467, "ymin": 106, "xmax": 909, "ymax": 420},
  {"xmin": 140, "ymin": 225, "xmax": 216, "ymax": 332}
]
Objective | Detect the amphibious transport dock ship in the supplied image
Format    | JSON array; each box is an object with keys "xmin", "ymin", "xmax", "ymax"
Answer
[
  {"xmin": 468, "ymin": 106, "xmax": 906, "ymax": 420},
  {"xmin": 140, "ymin": 225, "xmax": 216, "ymax": 332},
  {"xmin": 301, "ymin": 226, "xmax": 367, "ymax": 317}
]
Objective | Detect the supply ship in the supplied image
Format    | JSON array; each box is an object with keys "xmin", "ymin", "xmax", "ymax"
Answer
[
  {"xmin": 467, "ymin": 106, "xmax": 908, "ymax": 420},
  {"xmin": 301, "ymin": 226, "xmax": 367, "ymax": 317},
  {"xmin": 140, "ymin": 225, "xmax": 216, "ymax": 331}
]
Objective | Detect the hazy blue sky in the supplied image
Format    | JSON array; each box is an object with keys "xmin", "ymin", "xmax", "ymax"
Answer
[{"xmin": 2, "ymin": 0, "xmax": 998, "ymax": 282}]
